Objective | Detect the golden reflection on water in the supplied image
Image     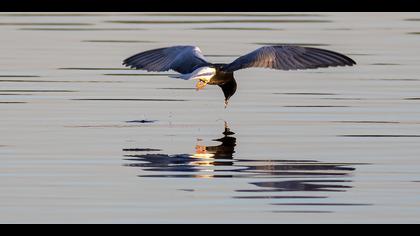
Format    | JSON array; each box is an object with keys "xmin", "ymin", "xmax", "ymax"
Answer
[{"xmin": 191, "ymin": 144, "xmax": 216, "ymax": 159}]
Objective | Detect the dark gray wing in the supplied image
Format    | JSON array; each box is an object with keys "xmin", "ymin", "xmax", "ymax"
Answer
[
  {"xmin": 123, "ymin": 46, "xmax": 210, "ymax": 74},
  {"xmin": 222, "ymin": 45, "xmax": 356, "ymax": 72}
]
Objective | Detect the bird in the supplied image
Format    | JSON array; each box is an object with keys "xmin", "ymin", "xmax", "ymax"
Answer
[{"xmin": 123, "ymin": 45, "xmax": 356, "ymax": 108}]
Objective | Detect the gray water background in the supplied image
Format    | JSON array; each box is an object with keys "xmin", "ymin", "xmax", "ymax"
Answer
[{"xmin": 0, "ymin": 12, "xmax": 420, "ymax": 223}]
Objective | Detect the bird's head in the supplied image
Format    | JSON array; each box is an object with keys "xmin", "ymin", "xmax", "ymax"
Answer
[{"xmin": 219, "ymin": 78, "xmax": 237, "ymax": 109}]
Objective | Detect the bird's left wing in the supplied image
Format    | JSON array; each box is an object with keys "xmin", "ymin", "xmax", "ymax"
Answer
[
  {"xmin": 222, "ymin": 45, "xmax": 356, "ymax": 72},
  {"xmin": 123, "ymin": 45, "xmax": 210, "ymax": 74}
]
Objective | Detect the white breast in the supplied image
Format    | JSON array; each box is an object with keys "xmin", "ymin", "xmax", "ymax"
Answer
[{"xmin": 170, "ymin": 66, "xmax": 216, "ymax": 82}]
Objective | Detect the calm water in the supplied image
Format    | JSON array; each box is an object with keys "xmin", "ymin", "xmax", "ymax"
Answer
[{"xmin": 1, "ymin": 12, "xmax": 420, "ymax": 223}]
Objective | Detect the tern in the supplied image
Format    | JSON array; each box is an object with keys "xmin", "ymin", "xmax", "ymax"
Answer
[{"xmin": 123, "ymin": 45, "xmax": 356, "ymax": 108}]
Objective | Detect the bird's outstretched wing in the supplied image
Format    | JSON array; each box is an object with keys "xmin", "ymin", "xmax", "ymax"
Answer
[
  {"xmin": 123, "ymin": 46, "xmax": 210, "ymax": 74},
  {"xmin": 222, "ymin": 45, "xmax": 356, "ymax": 72}
]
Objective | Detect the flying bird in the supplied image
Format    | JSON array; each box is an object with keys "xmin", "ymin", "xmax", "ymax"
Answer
[{"xmin": 123, "ymin": 45, "xmax": 356, "ymax": 108}]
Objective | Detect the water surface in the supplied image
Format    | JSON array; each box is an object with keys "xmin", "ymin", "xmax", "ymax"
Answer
[{"xmin": 1, "ymin": 12, "xmax": 420, "ymax": 223}]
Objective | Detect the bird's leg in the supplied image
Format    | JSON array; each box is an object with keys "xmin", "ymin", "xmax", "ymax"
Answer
[
  {"xmin": 224, "ymin": 99, "xmax": 229, "ymax": 109},
  {"xmin": 196, "ymin": 80, "xmax": 208, "ymax": 91}
]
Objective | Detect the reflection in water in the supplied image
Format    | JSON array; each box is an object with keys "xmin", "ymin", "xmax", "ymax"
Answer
[
  {"xmin": 126, "ymin": 120, "xmax": 157, "ymax": 124},
  {"xmin": 124, "ymin": 122, "xmax": 237, "ymax": 178},
  {"xmin": 123, "ymin": 122, "xmax": 367, "ymax": 211},
  {"xmin": 245, "ymin": 180, "xmax": 352, "ymax": 193}
]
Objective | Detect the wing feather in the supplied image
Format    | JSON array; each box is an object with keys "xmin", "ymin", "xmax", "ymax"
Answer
[
  {"xmin": 123, "ymin": 45, "xmax": 210, "ymax": 74},
  {"xmin": 222, "ymin": 45, "xmax": 356, "ymax": 72}
]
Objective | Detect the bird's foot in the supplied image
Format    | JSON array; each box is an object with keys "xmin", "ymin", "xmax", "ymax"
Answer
[{"xmin": 196, "ymin": 81, "xmax": 207, "ymax": 91}]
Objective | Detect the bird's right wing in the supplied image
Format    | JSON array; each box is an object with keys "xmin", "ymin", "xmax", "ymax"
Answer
[
  {"xmin": 222, "ymin": 45, "xmax": 356, "ymax": 72},
  {"xmin": 123, "ymin": 46, "xmax": 210, "ymax": 74}
]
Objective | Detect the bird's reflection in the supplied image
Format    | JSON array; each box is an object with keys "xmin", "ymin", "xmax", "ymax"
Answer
[
  {"xmin": 123, "ymin": 122, "xmax": 362, "ymax": 195},
  {"xmin": 193, "ymin": 122, "xmax": 236, "ymax": 164},
  {"xmin": 124, "ymin": 122, "xmax": 236, "ymax": 178}
]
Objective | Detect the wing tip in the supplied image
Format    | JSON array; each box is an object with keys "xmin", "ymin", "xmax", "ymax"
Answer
[
  {"xmin": 340, "ymin": 57, "xmax": 356, "ymax": 67},
  {"xmin": 122, "ymin": 61, "xmax": 134, "ymax": 69},
  {"xmin": 340, "ymin": 53, "xmax": 357, "ymax": 66}
]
